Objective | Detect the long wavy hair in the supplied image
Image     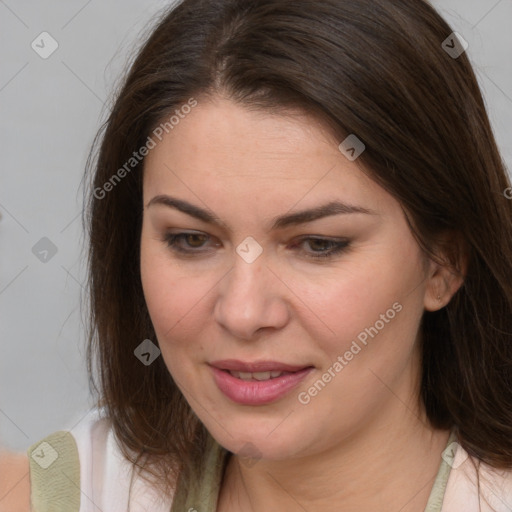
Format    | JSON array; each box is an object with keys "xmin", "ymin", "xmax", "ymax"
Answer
[{"xmin": 82, "ymin": 0, "xmax": 512, "ymax": 497}]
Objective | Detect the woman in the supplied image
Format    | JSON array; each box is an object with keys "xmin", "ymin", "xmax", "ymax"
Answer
[{"xmin": 2, "ymin": 0, "xmax": 512, "ymax": 510}]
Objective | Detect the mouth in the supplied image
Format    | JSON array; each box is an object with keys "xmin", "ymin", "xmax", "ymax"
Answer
[
  {"xmin": 225, "ymin": 369, "xmax": 295, "ymax": 381},
  {"xmin": 210, "ymin": 359, "xmax": 312, "ymax": 373},
  {"xmin": 209, "ymin": 359, "xmax": 315, "ymax": 405}
]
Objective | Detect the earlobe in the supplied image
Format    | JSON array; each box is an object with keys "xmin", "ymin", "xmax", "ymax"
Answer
[
  {"xmin": 423, "ymin": 233, "xmax": 469, "ymax": 312},
  {"xmin": 423, "ymin": 258, "xmax": 467, "ymax": 312},
  {"xmin": 423, "ymin": 266, "xmax": 447, "ymax": 312}
]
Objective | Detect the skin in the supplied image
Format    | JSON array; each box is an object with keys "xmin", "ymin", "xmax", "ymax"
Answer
[
  {"xmin": 0, "ymin": 451, "xmax": 30, "ymax": 511},
  {"xmin": 140, "ymin": 95, "xmax": 465, "ymax": 512}
]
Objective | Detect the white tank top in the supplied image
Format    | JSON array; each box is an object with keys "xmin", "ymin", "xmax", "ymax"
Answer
[{"xmin": 28, "ymin": 408, "xmax": 512, "ymax": 511}]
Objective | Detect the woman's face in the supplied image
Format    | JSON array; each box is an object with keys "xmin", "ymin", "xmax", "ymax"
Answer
[{"xmin": 140, "ymin": 95, "xmax": 436, "ymax": 460}]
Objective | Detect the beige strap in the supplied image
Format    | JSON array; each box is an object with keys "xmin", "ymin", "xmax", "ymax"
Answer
[
  {"xmin": 170, "ymin": 432, "xmax": 229, "ymax": 512},
  {"xmin": 424, "ymin": 430, "xmax": 457, "ymax": 512},
  {"xmin": 27, "ymin": 431, "xmax": 80, "ymax": 512}
]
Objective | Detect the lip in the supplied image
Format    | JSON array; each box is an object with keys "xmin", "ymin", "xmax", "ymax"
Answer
[
  {"xmin": 209, "ymin": 363, "xmax": 314, "ymax": 405},
  {"xmin": 209, "ymin": 359, "xmax": 310, "ymax": 373}
]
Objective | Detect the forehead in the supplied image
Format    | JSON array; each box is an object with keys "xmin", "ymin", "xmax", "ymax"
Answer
[
  {"xmin": 142, "ymin": 97, "xmax": 393, "ymax": 218},
  {"xmin": 145, "ymin": 98, "xmax": 336, "ymax": 169}
]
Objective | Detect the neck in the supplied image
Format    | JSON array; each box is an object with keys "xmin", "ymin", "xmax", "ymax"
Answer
[{"xmin": 217, "ymin": 405, "xmax": 450, "ymax": 512}]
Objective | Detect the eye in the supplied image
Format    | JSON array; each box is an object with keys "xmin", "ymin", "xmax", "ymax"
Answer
[
  {"xmin": 162, "ymin": 231, "xmax": 218, "ymax": 255},
  {"xmin": 292, "ymin": 237, "xmax": 350, "ymax": 259},
  {"xmin": 161, "ymin": 232, "xmax": 350, "ymax": 260}
]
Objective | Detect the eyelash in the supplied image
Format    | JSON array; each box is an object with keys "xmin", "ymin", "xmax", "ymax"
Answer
[{"xmin": 161, "ymin": 232, "xmax": 350, "ymax": 260}]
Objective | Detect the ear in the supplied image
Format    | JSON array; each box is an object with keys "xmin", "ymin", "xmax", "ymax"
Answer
[{"xmin": 423, "ymin": 231, "xmax": 469, "ymax": 312}]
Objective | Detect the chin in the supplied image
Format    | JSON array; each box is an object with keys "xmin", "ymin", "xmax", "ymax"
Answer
[{"xmin": 205, "ymin": 417, "xmax": 315, "ymax": 462}]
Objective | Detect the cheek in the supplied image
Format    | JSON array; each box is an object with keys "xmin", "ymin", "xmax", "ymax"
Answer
[
  {"xmin": 140, "ymin": 239, "xmax": 193, "ymax": 338},
  {"xmin": 140, "ymin": 237, "xmax": 216, "ymax": 367},
  {"xmin": 290, "ymin": 242, "xmax": 424, "ymax": 365}
]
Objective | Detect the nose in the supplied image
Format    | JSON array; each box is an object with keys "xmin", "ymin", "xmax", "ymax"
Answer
[{"xmin": 214, "ymin": 248, "xmax": 290, "ymax": 340}]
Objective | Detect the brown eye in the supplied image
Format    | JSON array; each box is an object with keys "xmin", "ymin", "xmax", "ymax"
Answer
[
  {"xmin": 308, "ymin": 238, "xmax": 332, "ymax": 252},
  {"xmin": 162, "ymin": 231, "xmax": 215, "ymax": 255},
  {"xmin": 184, "ymin": 233, "xmax": 208, "ymax": 248},
  {"xmin": 293, "ymin": 237, "xmax": 350, "ymax": 260}
]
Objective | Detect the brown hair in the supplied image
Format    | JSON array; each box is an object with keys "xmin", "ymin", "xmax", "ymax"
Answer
[{"xmin": 82, "ymin": 0, "xmax": 512, "ymax": 496}]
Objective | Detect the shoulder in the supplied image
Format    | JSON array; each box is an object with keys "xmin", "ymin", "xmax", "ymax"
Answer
[
  {"xmin": 442, "ymin": 443, "xmax": 512, "ymax": 512},
  {"xmin": 0, "ymin": 449, "xmax": 30, "ymax": 512},
  {"xmin": 72, "ymin": 409, "xmax": 175, "ymax": 510},
  {"xmin": 17, "ymin": 408, "xmax": 174, "ymax": 512},
  {"xmin": 0, "ymin": 409, "xmax": 106, "ymax": 512}
]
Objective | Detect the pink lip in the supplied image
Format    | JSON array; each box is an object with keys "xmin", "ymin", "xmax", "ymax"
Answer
[{"xmin": 209, "ymin": 363, "xmax": 314, "ymax": 405}]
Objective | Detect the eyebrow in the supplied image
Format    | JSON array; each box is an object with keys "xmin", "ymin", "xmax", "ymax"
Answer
[{"xmin": 146, "ymin": 194, "xmax": 378, "ymax": 231}]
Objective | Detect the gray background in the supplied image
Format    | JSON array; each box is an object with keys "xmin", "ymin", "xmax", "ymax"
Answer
[{"xmin": 1, "ymin": 0, "xmax": 511, "ymax": 452}]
